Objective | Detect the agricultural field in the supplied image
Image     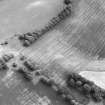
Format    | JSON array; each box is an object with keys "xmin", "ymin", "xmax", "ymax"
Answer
[{"xmin": 0, "ymin": 0, "xmax": 105, "ymax": 105}]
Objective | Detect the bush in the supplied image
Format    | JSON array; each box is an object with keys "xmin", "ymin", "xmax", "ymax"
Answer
[
  {"xmin": 76, "ymin": 80, "xmax": 83, "ymax": 87},
  {"xmin": 64, "ymin": 94, "xmax": 73, "ymax": 103},
  {"xmin": 92, "ymin": 93, "xmax": 102, "ymax": 102},
  {"xmin": 72, "ymin": 73, "xmax": 81, "ymax": 80},
  {"xmin": 40, "ymin": 77, "xmax": 52, "ymax": 87},
  {"xmin": 17, "ymin": 68, "xmax": 32, "ymax": 81},
  {"xmin": 68, "ymin": 78, "xmax": 76, "ymax": 87},
  {"xmin": 23, "ymin": 60, "xmax": 35, "ymax": 71},
  {"xmin": 66, "ymin": 73, "xmax": 74, "ymax": 81},
  {"xmin": 56, "ymin": 88, "xmax": 63, "ymax": 95},
  {"xmin": 83, "ymin": 84, "xmax": 91, "ymax": 94},
  {"xmin": 2, "ymin": 54, "xmax": 14, "ymax": 62},
  {"xmin": 64, "ymin": 0, "xmax": 71, "ymax": 5}
]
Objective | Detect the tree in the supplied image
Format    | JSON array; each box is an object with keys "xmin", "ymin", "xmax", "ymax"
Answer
[
  {"xmin": 76, "ymin": 80, "xmax": 83, "ymax": 87},
  {"xmin": 83, "ymin": 84, "xmax": 91, "ymax": 94}
]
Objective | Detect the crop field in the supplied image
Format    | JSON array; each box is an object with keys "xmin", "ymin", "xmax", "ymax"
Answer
[{"xmin": 0, "ymin": 0, "xmax": 105, "ymax": 105}]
